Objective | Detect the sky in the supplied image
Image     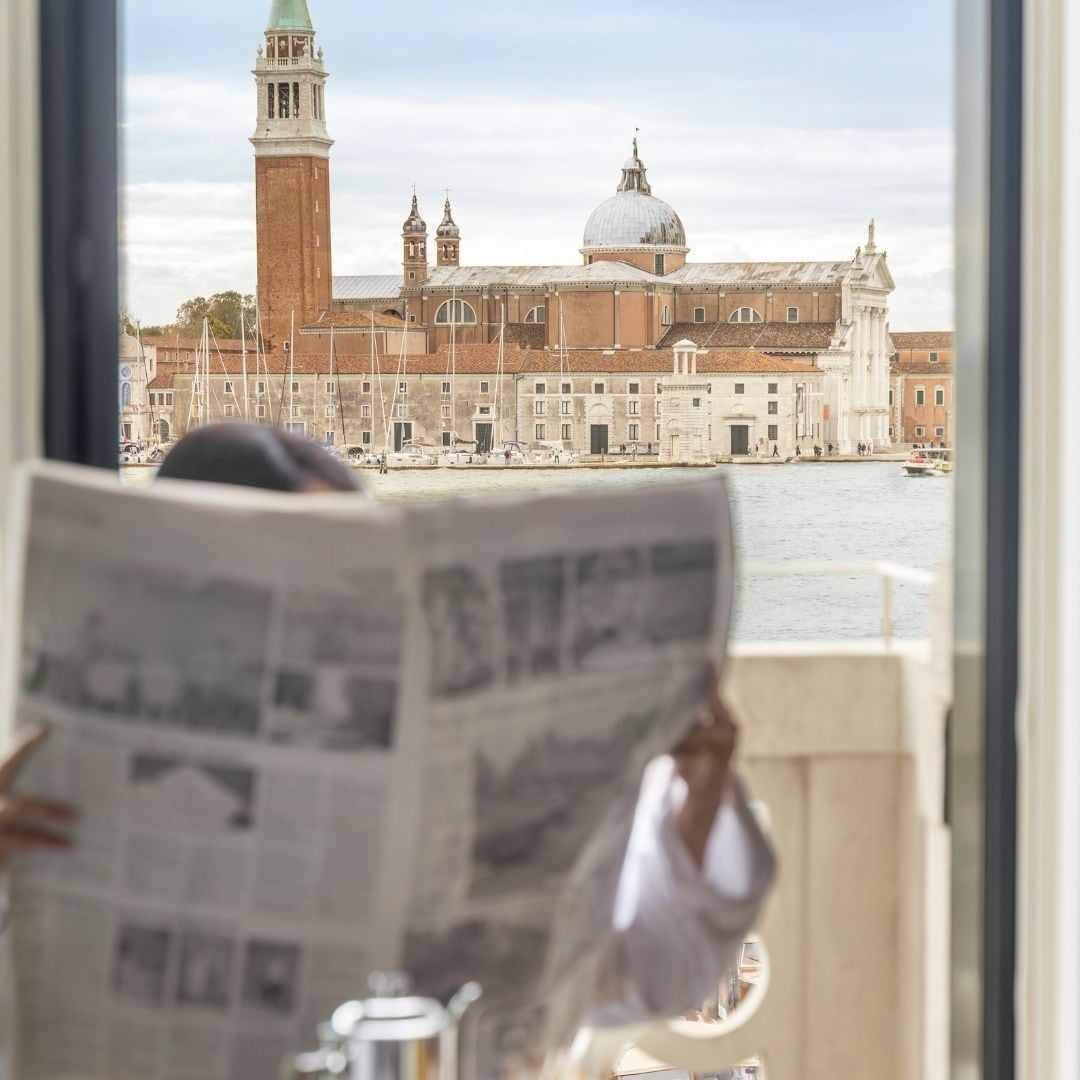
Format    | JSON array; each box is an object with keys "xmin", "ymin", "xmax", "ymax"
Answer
[{"xmin": 120, "ymin": 0, "xmax": 955, "ymax": 330}]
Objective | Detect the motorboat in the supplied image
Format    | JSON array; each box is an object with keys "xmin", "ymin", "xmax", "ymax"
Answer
[
  {"xmin": 903, "ymin": 446, "xmax": 952, "ymax": 476},
  {"xmin": 903, "ymin": 448, "xmax": 935, "ymax": 476}
]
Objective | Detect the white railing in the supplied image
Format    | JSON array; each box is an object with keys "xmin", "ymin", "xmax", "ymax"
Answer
[
  {"xmin": 257, "ymin": 56, "xmax": 324, "ymax": 71},
  {"xmin": 741, "ymin": 561, "xmax": 938, "ymax": 643}
]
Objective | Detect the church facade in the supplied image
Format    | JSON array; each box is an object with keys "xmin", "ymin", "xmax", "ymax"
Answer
[{"xmin": 229, "ymin": 0, "xmax": 896, "ymax": 455}]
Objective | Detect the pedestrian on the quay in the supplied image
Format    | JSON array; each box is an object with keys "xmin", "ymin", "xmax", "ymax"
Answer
[
  {"xmin": 646, "ymin": 441, "xmax": 652, "ymax": 455},
  {"xmin": 795, "ymin": 445, "xmax": 802, "ymax": 458},
  {"xmin": 772, "ymin": 443, "xmax": 780, "ymax": 458},
  {"xmin": 828, "ymin": 443, "xmax": 834, "ymax": 455}
]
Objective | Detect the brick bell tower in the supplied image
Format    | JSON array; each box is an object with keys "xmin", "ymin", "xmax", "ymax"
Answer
[
  {"xmin": 251, "ymin": 0, "xmax": 333, "ymax": 351},
  {"xmin": 402, "ymin": 191, "xmax": 429, "ymax": 287}
]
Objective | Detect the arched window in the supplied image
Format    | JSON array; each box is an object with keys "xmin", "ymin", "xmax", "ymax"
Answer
[
  {"xmin": 661, "ymin": 305, "xmax": 672, "ymax": 326},
  {"xmin": 729, "ymin": 307, "xmax": 764, "ymax": 323},
  {"xmin": 525, "ymin": 306, "xmax": 546, "ymax": 324},
  {"xmin": 408, "ymin": 242, "xmax": 415, "ymax": 258},
  {"xmin": 120, "ymin": 382, "xmax": 131, "ymax": 406},
  {"xmin": 435, "ymin": 299, "xmax": 477, "ymax": 325}
]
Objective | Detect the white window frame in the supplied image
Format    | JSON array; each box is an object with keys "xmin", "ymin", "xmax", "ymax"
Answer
[
  {"xmin": 628, "ymin": 400, "xmax": 640, "ymax": 415},
  {"xmin": 693, "ymin": 307, "xmax": 705, "ymax": 323},
  {"xmin": 561, "ymin": 400, "xmax": 571, "ymax": 415},
  {"xmin": 534, "ymin": 401, "xmax": 546, "ymax": 416},
  {"xmin": 729, "ymin": 307, "xmax": 764, "ymax": 324},
  {"xmin": 480, "ymin": 380, "xmax": 490, "ymax": 393},
  {"xmin": 361, "ymin": 404, "xmax": 371, "ymax": 417},
  {"xmin": 935, "ymin": 387, "xmax": 945, "ymax": 406},
  {"xmin": 434, "ymin": 298, "xmax": 477, "ymax": 325},
  {"xmin": 535, "ymin": 423, "xmax": 546, "ymax": 440},
  {"xmin": 441, "ymin": 404, "xmax": 451, "ymax": 418},
  {"xmin": 661, "ymin": 304, "xmax": 672, "ymax": 326},
  {"xmin": 915, "ymin": 386, "xmax": 926, "ymax": 406},
  {"xmin": 441, "ymin": 380, "xmax": 451, "ymax": 394},
  {"xmin": 524, "ymin": 306, "xmax": 546, "ymax": 324},
  {"xmin": 561, "ymin": 423, "xmax": 572, "ymax": 440},
  {"xmin": 787, "ymin": 306, "xmax": 799, "ymax": 322}
]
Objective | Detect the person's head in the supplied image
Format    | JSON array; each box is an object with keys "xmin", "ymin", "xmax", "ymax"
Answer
[{"xmin": 157, "ymin": 423, "xmax": 365, "ymax": 495}]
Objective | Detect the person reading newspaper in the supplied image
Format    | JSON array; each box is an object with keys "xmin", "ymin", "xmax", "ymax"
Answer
[{"xmin": 3, "ymin": 424, "xmax": 775, "ymax": 1077}]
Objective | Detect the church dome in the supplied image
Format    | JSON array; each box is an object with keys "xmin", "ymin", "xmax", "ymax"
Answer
[{"xmin": 582, "ymin": 142, "xmax": 687, "ymax": 254}]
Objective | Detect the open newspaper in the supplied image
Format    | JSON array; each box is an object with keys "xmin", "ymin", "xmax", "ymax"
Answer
[{"xmin": 1, "ymin": 462, "xmax": 734, "ymax": 1080}]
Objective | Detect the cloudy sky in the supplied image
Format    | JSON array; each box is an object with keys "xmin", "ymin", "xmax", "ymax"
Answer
[{"xmin": 121, "ymin": 0, "xmax": 954, "ymax": 330}]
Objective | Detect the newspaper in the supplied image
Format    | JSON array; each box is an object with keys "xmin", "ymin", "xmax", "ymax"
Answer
[{"xmin": 1, "ymin": 461, "xmax": 734, "ymax": 1080}]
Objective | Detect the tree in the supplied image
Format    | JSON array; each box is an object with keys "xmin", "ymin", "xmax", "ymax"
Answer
[{"xmin": 174, "ymin": 291, "xmax": 256, "ymax": 340}]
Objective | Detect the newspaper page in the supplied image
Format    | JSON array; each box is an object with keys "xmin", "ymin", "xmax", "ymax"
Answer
[{"xmin": 1, "ymin": 461, "xmax": 734, "ymax": 1080}]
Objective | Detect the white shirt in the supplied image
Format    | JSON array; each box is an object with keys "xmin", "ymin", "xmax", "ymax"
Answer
[{"xmin": 595, "ymin": 756, "xmax": 775, "ymax": 1026}]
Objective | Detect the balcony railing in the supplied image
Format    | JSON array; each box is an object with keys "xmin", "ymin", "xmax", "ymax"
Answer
[
  {"xmin": 578, "ymin": 635, "xmax": 951, "ymax": 1079},
  {"xmin": 741, "ymin": 561, "xmax": 939, "ymax": 644},
  {"xmin": 256, "ymin": 56, "xmax": 325, "ymax": 71}
]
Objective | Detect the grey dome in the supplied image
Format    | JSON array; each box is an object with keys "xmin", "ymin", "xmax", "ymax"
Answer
[{"xmin": 582, "ymin": 191, "xmax": 686, "ymax": 251}]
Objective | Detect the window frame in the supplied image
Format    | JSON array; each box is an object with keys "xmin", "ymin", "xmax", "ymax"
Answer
[{"xmin": 434, "ymin": 298, "xmax": 478, "ymax": 325}]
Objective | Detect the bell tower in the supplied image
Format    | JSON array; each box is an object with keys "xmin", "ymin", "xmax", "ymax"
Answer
[
  {"xmin": 251, "ymin": 0, "xmax": 333, "ymax": 350},
  {"xmin": 402, "ymin": 192, "xmax": 429, "ymax": 287},
  {"xmin": 436, "ymin": 197, "xmax": 461, "ymax": 267}
]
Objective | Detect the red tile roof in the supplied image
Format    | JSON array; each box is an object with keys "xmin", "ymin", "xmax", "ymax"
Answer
[
  {"xmin": 658, "ymin": 321, "xmax": 837, "ymax": 352},
  {"xmin": 300, "ymin": 311, "xmax": 407, "ymax": 331},
  {"xmin": 149, "ymin": 343, "xmax": 819, "ymax": 381},
  {"xmin": 889, "ymin": 331, "xmax": 954, "ymax": 350}
]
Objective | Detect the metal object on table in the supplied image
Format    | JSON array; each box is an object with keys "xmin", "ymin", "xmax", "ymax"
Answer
[{"xmin": 285, "ymin": 971, "xmax": 483, "ymax": 1080}]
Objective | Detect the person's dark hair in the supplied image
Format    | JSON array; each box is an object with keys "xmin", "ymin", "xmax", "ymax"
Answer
[{"xmin": 157, "ymin": 423, "xmax": 364, "ymax": 494}]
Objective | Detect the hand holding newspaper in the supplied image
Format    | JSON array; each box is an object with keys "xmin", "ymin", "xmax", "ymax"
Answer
[{"xmin": 1, "ymin": 463, "xmax": 737, "ymax": 1079}]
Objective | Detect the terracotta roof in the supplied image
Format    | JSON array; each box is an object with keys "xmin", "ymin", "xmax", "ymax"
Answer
[
  {"xmin": 431, "ymin": 343, "xmax": 819, "ymax": 375},
  {"xmin": 147, "ymin": 371, "xmax": 176, "ymax": 389},
  {"xmin": 152, "ymin": 345, "xmax": 819, "ymax": 379},
  {"xmin": 142, "ymin": 335, "xmax": 245, "ymax": 351},
  {"xmin": 657, "ymin": 321, "xmax": 837, "ymax": 352},
  {"xmin": 300, "ymin": 311, "xmax": 407, "ymax": 331},
  {"xmin": 500, "ymin": 323, "xmax": 546, "ymax": 349},
  {"xmin": 889, "ymin": 331, "xmax": 954, "ymax": 350},
  {"xmin": 890, "ymin": 362, "xmax": 955, "ymax": 376}
]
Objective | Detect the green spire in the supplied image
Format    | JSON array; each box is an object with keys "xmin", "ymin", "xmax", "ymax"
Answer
[{"xmin": 266, "ymin": 0, "xmax": 314, "ymax": 32}]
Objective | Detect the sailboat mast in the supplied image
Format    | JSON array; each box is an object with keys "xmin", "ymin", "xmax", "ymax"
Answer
[
  {"xmin": 450, "ymin": 288, "xmax": 457, "ymax": 451},
  {"xmin": 241, "ymin": 308, "xmax": 250, "ymax": 422},
  {"xmin": 289, "ymin": 309, "xmax": 296, "ymax": 433}
]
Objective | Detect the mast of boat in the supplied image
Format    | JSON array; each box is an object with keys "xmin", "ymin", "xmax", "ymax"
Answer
[
  {"xmin": 289, "ymin": 309, "xmax": 296, "ymax": 432},
  {"xmin": 449, "ymin": 287, "xmax": 458, "ymax": 454},
  {"xmin": 328, "ymin": 323, "xmax": 334, "ymax": 447},
  {"xmin": 241, "ymin": 308, "xmax": 250, "ymax": 421},
  {"xmin": 492, "ymin": 300, "xmax": 506, "ymax": 454}
]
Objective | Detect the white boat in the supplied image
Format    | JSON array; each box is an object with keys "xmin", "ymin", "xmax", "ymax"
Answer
[
  {"xmin": 438, "ymin": 440, "xmax": 484, "ymax": 465},
  {"xmin": 387, "ymin": 441, "xmax": 436, "ymax": 466}
]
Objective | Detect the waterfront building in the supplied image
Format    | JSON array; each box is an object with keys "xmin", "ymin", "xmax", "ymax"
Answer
[
  {"xmin": 888, "ymin": 331, "xmax": 955, "ymax": 445},
  {"xmin": 145, "ymin": 341, "xmax": 820, "ymax": 459},
  {"xmin": 234, "ymin": 0, "xmax": 892, "ymax": 454},
  {"xmin": 118, "ymin": 333, "xmax": 154, "ymax": 444}
]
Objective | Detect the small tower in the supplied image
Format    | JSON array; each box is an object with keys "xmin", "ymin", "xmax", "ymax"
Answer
[
  {"xmin": 251, "ymin": 0, "xmax": 333, "ymax": 349},
  {"xmin": 402, "ymin": 192, "xmax": 429, "ymax": 286},
  {"xmin": 436, "ymin": 197, "xmax": 460, "ymax": 267}
]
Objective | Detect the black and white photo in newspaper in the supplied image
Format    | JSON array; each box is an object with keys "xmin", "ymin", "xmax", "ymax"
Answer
[{"xmin": 1, "ymin": 463, "xmax": 734, "ymax": 1079}]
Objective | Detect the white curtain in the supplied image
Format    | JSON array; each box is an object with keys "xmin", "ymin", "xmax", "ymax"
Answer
[{"xmin": 0, "ymin": 0, "xmax": 43, "ymax": 544}]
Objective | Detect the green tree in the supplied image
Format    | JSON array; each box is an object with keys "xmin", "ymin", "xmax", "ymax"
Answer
[{"xmin": 174, "ymin": 291, "xmax": 256, "ymax": 340}]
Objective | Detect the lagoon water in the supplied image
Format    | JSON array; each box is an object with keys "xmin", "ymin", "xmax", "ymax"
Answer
[{"xmin": 124, "ymin": 462, "xmax": 951, "ymax": 641}]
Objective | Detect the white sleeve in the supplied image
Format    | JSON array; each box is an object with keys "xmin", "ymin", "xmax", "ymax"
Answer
[{"xmin": 585, "ymin": 756, "xmax": 775, "ymax": 1029}]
